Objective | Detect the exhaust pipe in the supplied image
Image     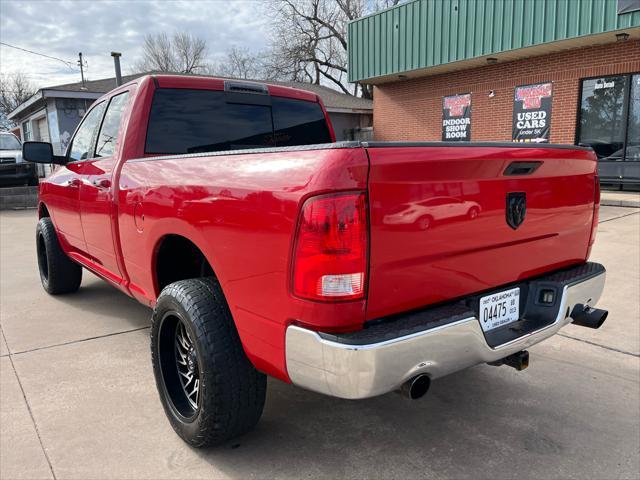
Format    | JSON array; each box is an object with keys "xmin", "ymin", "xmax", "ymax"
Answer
[
  {"xmin": 399, "ymin": 374, "xmax": 431, "ymax": 400},
  {"xmin": 571, "ymin": 304, "xmax": 608, "ymax": 329}
]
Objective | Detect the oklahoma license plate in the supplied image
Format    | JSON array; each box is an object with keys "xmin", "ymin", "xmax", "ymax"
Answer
[{"xmin": 479, "ymin": 287, "xmax": 520, "ymax": 332}]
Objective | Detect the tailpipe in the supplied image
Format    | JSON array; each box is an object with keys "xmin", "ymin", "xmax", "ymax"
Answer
[
  {"xmin": 399, "ymin": 374, "xmax": 431, "ymax": 400},
  {"xmin": 571, "ymin": 304, "xmax": 608, "ymax": 329}
]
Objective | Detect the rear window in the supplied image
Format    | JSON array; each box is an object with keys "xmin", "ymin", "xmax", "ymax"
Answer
[
  {"xmin": 272, "ymin": 96, "xmax": 332, "ymax": 146},
  {"xmin": 145, "ymin": 88, "xmax": 332, "ymax": 155}
]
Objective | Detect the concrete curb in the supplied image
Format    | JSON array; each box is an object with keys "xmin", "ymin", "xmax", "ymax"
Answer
[
  {"xmin": 600, "ymin": 192, "xmax": 640, "ymax": 208},
  {"xmin": 0, "ymin": 186, "xmax": 38, "ymax": 210}
]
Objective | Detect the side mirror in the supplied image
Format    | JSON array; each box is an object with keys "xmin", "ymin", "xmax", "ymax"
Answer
[{"xmin": 22, "ymin": 142, "xmax": 66, "ymax": 165}]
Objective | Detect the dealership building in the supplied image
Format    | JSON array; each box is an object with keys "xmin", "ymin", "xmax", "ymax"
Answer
[{"xmin": 348, "ymin": 0, "xmax": 640, "ymax": 186}]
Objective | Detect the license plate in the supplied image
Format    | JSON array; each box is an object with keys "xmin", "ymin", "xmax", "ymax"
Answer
[{"xmin": 479, "ymin": 287, "xmax": 520, "ymax": 332}]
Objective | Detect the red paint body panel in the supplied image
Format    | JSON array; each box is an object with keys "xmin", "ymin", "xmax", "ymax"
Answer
[
  {"xmin": 37, "ymin": 75, "xmax": 598, "ymax": 384},
  {"xmin": 365, "ymin": 146, "xmax": 597, "ymax": 320}
]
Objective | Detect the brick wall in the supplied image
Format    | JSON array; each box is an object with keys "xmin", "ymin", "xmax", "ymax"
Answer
[{"xmin": 373, "ymin": 40, "xmax": 640, "ymax": 144}]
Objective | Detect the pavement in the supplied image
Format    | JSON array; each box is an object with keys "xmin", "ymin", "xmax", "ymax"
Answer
[{"xmin": 1, "ymin": 207, "xmax": 639, "ymax": 480}]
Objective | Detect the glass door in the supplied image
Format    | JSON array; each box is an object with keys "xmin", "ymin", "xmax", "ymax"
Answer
[{"xmin": 578, "ymin": 73, "xmax": 640, "ymax": 187}]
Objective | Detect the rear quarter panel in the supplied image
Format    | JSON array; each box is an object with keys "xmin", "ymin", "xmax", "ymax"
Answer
[{"xmin": 117, "ymin": 146, "xmax": 368, "ymax": 380}]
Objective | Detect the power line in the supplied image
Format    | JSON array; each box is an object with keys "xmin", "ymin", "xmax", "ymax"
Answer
[{"xmin": 0, "ymin": 42, "xmax": 79, "ymax": 71}]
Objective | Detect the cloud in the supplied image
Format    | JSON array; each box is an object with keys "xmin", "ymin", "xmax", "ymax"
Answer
[{"xmin": 0, "ymin": 0, "xmax": 270, "ymax": 88}]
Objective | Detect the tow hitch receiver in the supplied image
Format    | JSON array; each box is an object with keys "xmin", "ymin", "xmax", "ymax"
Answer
[{"xmin": 488, "ymin": 350, "xmax": 529, "ymax": 371}]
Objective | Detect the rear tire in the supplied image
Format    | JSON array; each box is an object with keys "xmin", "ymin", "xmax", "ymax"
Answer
[
  {"xmin": 36, "ymin": 217, "xmax": 82, "ymax": 294},
  {"xmin": 151, "ymin": 277, "xmax": 266, "ymax": 447}
]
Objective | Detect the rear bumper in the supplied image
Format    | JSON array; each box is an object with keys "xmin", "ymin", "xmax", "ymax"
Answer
[{"xmin": 285, "ymin": 262, "xmax": 606, "ymax": 399}]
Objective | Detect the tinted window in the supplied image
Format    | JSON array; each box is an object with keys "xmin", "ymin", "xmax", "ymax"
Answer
[
  {"xmin": 96, "ymin": 92, "xmax": 129, "ymax": 157},
  {"xmin": 272, "ymin": 96, "xmax": 332, "ymax": 146},
  {"xmin": 578, "ymin": 76, "xmax": 628, "ymax": 160},
  {"xmin": 627, "ymin": 74, "xmax": 640, "ymax": 162},
  {"xmin": 146, "ymin": 89, "xmax": 274, "ymax": 154},
  {"xmin": 68, "ymin": 102, "xmax": 106, "ymax": 161}
]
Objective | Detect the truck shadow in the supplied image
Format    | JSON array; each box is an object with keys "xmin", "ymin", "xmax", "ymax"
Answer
[
  {"xmin": 190, "ymin": 366, "xmax": 576, "ymax": 478},
  {"xmin": 55, "ymin": 275, "xmax": 151, "ymax": 328}
]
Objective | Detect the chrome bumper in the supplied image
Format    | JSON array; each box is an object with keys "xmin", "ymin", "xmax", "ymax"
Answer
[{"xmin": 285, "ymin": 266, "xmax": 606, "ymax": 399}]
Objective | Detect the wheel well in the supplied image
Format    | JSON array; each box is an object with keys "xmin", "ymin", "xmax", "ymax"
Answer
[
  {"xmin": 155, "ymin": 235, "xmax": 214, "ymax": 293},
  {"xmin": 39, "ymin": 203, "xmax": 50, "ymax": 219}
]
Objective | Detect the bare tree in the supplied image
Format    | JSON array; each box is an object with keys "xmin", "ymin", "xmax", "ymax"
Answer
[
  {"xmin": 216, "ymin": 47, "xmax": 265, "ymax": 80},
  {"xmin": 264, "ymin": 0, "xmax": 403, "ymax": 98},
  {"xmin": 135, "ymin": 32, "xmax": 208, "ymax": 74},
  {"xmin": 0, "ymin": 72, "xmax": 37, "ymax": 128}
]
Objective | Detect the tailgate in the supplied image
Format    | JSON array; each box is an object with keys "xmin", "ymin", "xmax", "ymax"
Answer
[{"xmin": 365, "ymin": 143, "xmax": 598, "ymax": 320}]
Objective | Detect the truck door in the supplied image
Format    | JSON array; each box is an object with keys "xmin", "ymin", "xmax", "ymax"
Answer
[
  {"xmin": 79, "ymin": 91, "xmax": 130, "ymax": 284},
  {"xmin": 45, "ymin": 101, "xmax": 106, "ymax": 253}
]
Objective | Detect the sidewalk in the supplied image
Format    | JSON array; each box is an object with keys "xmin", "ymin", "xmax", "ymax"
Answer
[{"xmin": 600, "ymin": 190, "xmax": 640, "ymax": 208}]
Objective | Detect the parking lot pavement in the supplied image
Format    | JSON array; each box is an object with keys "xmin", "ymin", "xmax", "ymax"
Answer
[{"xmin": 1, "ymin": 207, "xmax": 639, "ymax": 480}]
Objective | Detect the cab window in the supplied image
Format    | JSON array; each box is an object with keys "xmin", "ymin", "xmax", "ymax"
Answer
[
  {"xmin": 67, "ymin": 102, "xmax": 106, "ymax": 162},
  {"xmin": 96, "ymin": 92, "xmax": 130, "ymax": 158}
]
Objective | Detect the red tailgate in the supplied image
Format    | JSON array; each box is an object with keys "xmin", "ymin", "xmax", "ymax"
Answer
[{"xmin": 365, "ymin": 144, "xmax": 598, "ymax": 320}]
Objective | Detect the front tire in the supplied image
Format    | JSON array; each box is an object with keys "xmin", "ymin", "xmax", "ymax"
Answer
[
  {"xmin": 36, "ymin": 217, "xmax": 82, "ymax": 294},
  {"xmin": 151, "ymin": 278, "xmax": 266, "ymax": 447}
]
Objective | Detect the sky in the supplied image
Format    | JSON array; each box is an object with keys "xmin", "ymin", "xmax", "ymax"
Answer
[{"xmin": 0, "ymin": 0, "xmax": 271, "ymax": 89}]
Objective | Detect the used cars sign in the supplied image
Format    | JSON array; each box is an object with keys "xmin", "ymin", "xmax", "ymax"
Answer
[{"xmin": 512, "ymin": 82, "xmax": 553, "ymax": 143}]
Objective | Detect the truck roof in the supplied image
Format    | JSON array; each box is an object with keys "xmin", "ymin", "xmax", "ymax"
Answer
[{"xmin": 104, "ymin": 74, "xmax": 321, "ymax": 104}]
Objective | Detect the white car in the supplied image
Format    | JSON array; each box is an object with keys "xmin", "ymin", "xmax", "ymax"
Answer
[{"xmin": 383, "ymin": 196, "xmax": 481, "ymax": 230}]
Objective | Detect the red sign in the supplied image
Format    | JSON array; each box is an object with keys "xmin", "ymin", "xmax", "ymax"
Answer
[
  {"xmin": 443, "ymin": 94, "xmax": 472, "ymax": 117},
  {"xmin": 515, "ymin": 83, "xmax": 553, "ymax": 110}
]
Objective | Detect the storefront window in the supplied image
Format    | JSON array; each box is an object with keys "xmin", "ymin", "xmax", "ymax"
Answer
[
  {"xmin": 626, "ymin": 74, "xmax": 640, "ymax": 162},
  {"xmin": 578, "ymin": 76, "xmax": 627, "ymax": 160},
  {"xmin": 578, "ymin": 73, "xmax": 640, "ymax": 185}
]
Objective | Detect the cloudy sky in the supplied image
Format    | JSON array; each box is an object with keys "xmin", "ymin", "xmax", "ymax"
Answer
[{"xmin": 0, "ymin": 0, "xmax": 270, "ymax": 89}]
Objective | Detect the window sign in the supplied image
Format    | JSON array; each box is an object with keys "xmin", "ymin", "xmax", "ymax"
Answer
[
  {"xmin": 442, "ymin": 93, "xmax": 471, "ymax": 141},
  {"xmin": 512, "ymin": 82, "xmax": 553, "ymax": 143}
]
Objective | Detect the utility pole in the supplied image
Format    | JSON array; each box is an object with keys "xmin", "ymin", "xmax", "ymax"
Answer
[{"xmin": 78, "ymin": 52, "xmax": 86, "ymax": 90}]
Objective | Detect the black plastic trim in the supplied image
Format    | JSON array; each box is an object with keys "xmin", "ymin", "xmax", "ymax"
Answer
[
  {"xmin": 130, "ymin": 140, "xmax": 593, "ymax": 164},
  {"xmin": 130, "ymin": 141, "xmax": 361, "ymax": 163},
  {"xmin": 503, "ymin": 161, "xmax": 542, "ymax": 176},
  {"xmin": 362, "ymin": 141, "xmax": 594, "ymax": 151}
]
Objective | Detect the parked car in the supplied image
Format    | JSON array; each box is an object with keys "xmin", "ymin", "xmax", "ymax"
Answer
[
  {"xmin": 0, "ymin": 131, "xmax": 38, "ymax": 186},
  {"xmin": 24, "ymin": 75, "xmax": 607, "ymax": 447},
  {"xmin": 383, "ymin": 196, "xmax": 481, "ymax": 229}
]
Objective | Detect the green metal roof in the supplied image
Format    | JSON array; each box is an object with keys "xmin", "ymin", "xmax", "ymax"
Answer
[{"xmin": 348, "ymin": 0, "xmax": 640, "ymax": 83}]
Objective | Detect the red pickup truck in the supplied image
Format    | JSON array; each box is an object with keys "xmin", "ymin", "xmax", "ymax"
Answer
[{"xmin": 24, "ymin": 74, "xmax": 607, "ymax": 447}]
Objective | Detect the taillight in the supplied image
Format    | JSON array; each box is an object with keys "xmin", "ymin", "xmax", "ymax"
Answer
[{"xmin": 292, "ymin": 192, "xmax": 368, "ymax": 301}]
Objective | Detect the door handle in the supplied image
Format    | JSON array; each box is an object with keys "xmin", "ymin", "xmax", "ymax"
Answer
[{"xmin": 92, "ymin": 178, "xmax": 111, "ymax": 189}]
